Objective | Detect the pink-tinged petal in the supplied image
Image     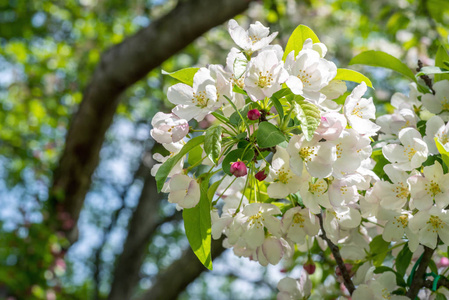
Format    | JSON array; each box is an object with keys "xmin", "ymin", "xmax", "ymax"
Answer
[
  {"xmin": 167, "ymin": 83, "xmax": 193, "ymax": 105},
  {"xmin": 171, "ymin": 124, "xmax": 189, "ymax": 142},
  {"xmin": 262, "ymin": 237, "xmax": 283, "ymax": 265},
  {"xmin": 168, "ymin": 190, "xmax": 186, "ymax": 204},
  {"xmin": 172, "ymin": 105, "xmax": 200, "ymax": 122},
  {"xmin": 256, "ymin": 246, "xmax": 269, "ymax": 266}
]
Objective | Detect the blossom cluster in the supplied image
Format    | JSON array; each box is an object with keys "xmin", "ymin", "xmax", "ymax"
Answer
[{"xmin": 150, "ymin": 19, "xmax": 449, "ymax": 299}]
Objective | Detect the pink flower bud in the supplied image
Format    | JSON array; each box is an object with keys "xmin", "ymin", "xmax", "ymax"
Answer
[
  {"xmin": 230, "ymin": 161, "xmax": 247, "ymax": 177},
  {"xmin": 255, "ymin": 170, "xmax": 267, "ymax": 181},
  {"xmin": 303, "ymin": 260, "xmax": 316, "ymax": 275},
  {"xmin": 247, "ymin": 109, "xmax": 261, "ymax": 120},
  {"xmin": 439, "ymin": 257, "xmax": 449, "ymax": 268}
]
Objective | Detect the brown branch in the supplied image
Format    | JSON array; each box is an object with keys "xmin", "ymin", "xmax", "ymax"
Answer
[
  {"xmin": 417, "ymin": 60, "xmax": 435, "ymax": 94},
  {"xmin": 317, "ymin": 213, "xmax": 355, "ymax": 295},
  {"xmin": 424, "ymin": 276, "xmax": 449, "ymax": 291},
  {"xmin": 48, "ymin": 0, "xmax": 255, "ymax": 244},
  {"xmin": 136, "ymin": 237, "xmax": 226, "ymax": 300},
  {"xmin": 406, "ymin": 246, "xmax": 436, "ymax": 299}
]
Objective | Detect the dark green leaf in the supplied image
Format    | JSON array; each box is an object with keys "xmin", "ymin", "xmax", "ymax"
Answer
[
  {"xmin": 395, "ymin": 244, "xmax": 412, "ymax": 277},
  {"xmin": 435, "ymin": 47, "xmax": 449, "ymax": 82},
  {"xmin": 204, "ymin": 125, "xmax": 222, "ymax": 164},
  {"xmin": 183, "ymin": 176, "xmax": 212, "ymax": 270},
  {"xmin": 162, "ymin": 67, "xmax": 199, "ymax": 86},
  {"xmin": 270, "ymin": 94, "xmax": 284, "ymax": 122},
  {"xmin": 349, "ymin": 50, "xmax": 417, "ymax": 82},
  {"xmin": 436, "ymin": 293, "xmax": 448, "ymax": 300},
  {"xmin": 283, "ymin": 25, "xmax": 320, "ymax": 61},
  {"xmin": 155, "ymin": 136, "xmax": 205, "ymax": 192},
  {"xmin": 429, "ymin": 259, "xmax": 438, "ymax": 275},
  {"xmin": 256, "ymin": 122, "xmax": 286, "ymax": 148},
  {"xmin": 229, "ymin": 103, "xmax": 251, "ymax": 126},
  {"xmin": 222, "ymin": 148, "xmax": 254, "ymax": 176},
  {"xmin": 293, "ymin": 97, "xmax": 320, "ymax": 141}
]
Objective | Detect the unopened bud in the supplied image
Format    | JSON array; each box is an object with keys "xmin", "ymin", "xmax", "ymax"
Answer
[
  {"xmin": 247, "ymin": 109, "xmax": 261, "ymax": 120},
  {"xmin": 303, "ymin": 260, "xmax": 316, "ymax": 275},
  {"xmin": 230, "ymin": 161, "xmax": 247, "ymax": 177},
  {"xmin": 255, "ymin": 170, "xmax": 267, "ymax": 181}
]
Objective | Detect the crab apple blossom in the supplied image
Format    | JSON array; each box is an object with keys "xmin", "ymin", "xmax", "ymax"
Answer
[
  {"xmin": 281, "ymin": 207, "xmax": 319, "ymax": 245},
  {"xmin": 421, "ymin": 80, "xmax": 449, "ymax": 118},
  {"xmin": 244, "ymin": 49, "xmax": 288, "ymax": 101},
  {"xmin": 227, "ymin": 19, "xmax": 278, "ymax": 55},
  {"xmin": 150, "ymin": 112, "xmax": 189, "ymax": 144},
  {"xmin": 408, "ymin": 161, "xmax": 449, "ymax": 210},
  {"xmin": 266, "ymin": 146, "xmax": 302, "ymax": 199},
  {"xmin": 168, "ymin": 68, "xmax": 219, "ymax": 122},
  {"xmin": 382, "ymin": 127, "xmax": 428, "ymax": 171},
  {"xmin": 287, "ymin": 134, "xmax": 336, "ymax": 178},
  {"xmin": 344, "ymin": 81, "xmax": 380, "ymax": 136},
  {"xmin": 252, "ymin": 236, "xmax": 293, "ymax": 266},
  {"xmin": 408, "ymin": 206, "xmax": 449, "ymax": 250},
  {"xmin": 352, "ymin": 271, "xmax": 409, "ymax": 300},
  {"xmin": 382, "ymin": 212, "xmax": 419, "ymax": 252},
  {"xmin": 298, "ymin": 171, "xmax": 331, "ymax": 214},
  {"xmin": 424, "ymin": 115, "xmax": 449, "ymax": 154},
  {"xmin": 167, "ymin": 174, "xmax": 200, "ymax": 209},
  {"xmin": 277, "ymin": 273, "xmax": 312, "ymax": 300},
  {"xmin": 241, "ymin": 203, "xmax": 282, "ymax": 248},
  {"xmin": 375, "ymin": 164, "xmax": 412, "ymax": 211},
  {"xmin": 284, "ymin": 41, "xmax": 337, "ymax": 102},
  {"xmin": 315, "ymin": 111, "xmax": 347, "ymax": 141}
]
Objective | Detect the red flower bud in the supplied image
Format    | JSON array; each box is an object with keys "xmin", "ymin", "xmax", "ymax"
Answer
[
  {"xmin": 255, "ymin": 170, "xmax": 267, "ymax": 181},
  {"xmin": 230, "ymin": 161, "xmax": 247, "ymax": 177},
  {"xmin": 247, "ymin": 109, "xmax": 261, "ymax": 120},
  {"xmin": 303, "ymin": 261, "xmax": 316, "ymax": 275}
]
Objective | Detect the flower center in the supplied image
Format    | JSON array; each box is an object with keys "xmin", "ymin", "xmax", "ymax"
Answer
[
  {"xmin": 427, "ymin": 215, "xmax": 443, "ymax": 232},
  {"xmin": 404, "ymin": 145, "xmax": 417, "ymax": 160},
  {"xmin": 248, "ymin": 212, "xmax": 264, "ymax": 228},
  {"xmin": 299, "ymin": 146, "xmax": 317, "ymax": 162},
  {"xmin": 351, "ymin": 103, "xmax": 363, "ymax": 118},
  {"xmin": 249, "ymin": 35, "xmax": 260, "ymax": 44},
  {"xmin": 292, "ymin": 213, "xmax": 305, "ymax": 227},
  {"xmin": 442, "ymin": 96, "xmax": 449, "ymax": 111},
  {"xmin": 277, "ymin": 169, "xmax": 292, "ymax": 184},
  {"xmin": 393, "ymin": 215, "xmax": 408, "ymax": 228},
  {"xmin": 257, "ymin": 71, "xmax": 274, "ymax": 88},
  {"xmin": 336, "ymin": 143, "xmax": 343, "ymax": 159},
  {"xmin": 192, "ymin": 91, "xmax": 209, "ymax": 108},
  {"xmin": 308, "ymin": 180, "xmax": 326, "ymax": 195},
  {"xmin": 393, "ymin": 183, "xmax": 409, "ymax": 199},
  {"xmin": 425, "ymin": 180, "xmax": 441, "ymax": 197},
  {"xmin": 297, "ymin": 69, "xmax": 312, "ymax": 87}
]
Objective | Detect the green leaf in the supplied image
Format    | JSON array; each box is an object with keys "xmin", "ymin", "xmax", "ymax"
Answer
[
  {"xmin": 283, "ymin": 25, "xmax": 320, "ymax": 61},
  {"xmin": 349, "ymin": 50, "xmax": 417, "ymax": 82},
  {"xmin": 434, "ymin": 47, "xmax": 449, "ymax": 83},
  {"xmin": 370, "ymin": 235, "xmax": 390, "ymax": 267},
  {"xmin": 204, "ymin": 125, "xmax": 222, "ymax": 164},
  {"xmin": 435, "ymin": 138, "xmax": 449, "ymax": 170},
  {"xmin": 395, "ymin": 244, "xmax": 412, "ymax": 277},
  {"xmin": 187, "ymin": 145, "xmax": 203, "ymax": 167},
  {"xmin": 155, "ymin": 136, "xmax": 205, "ymax": 192},
  {"xmin": 416, "ymin": 66, "xmax": 449, "ymax": 77},
  {"xmin": 270, "ymin": 94, "xmax": 284, "ymax": 122},
  {"xmin": 436, "ymin": 293, "xmax": 448, "ymax": 300},
  {"xmin": 372, "ymin": 148, "xmax": 390, "ymax": 180},
  {"xmin": 208, "ymin": 178, "xmax": 224, "ymax": 203},
  {"xmin": 374, "ymin": 267, "xmax": 406, "ymax": 287},
  {"xmin": 162, "ymin": 67, "xmax": 199, "ymax": 86},
  {"xmin": 256, "ymin": 122, "xmax": 286, "ymax": 148},
  {"xmin": 334, "ymin": 68, "xmax": 374, "ymax": 89},
  {"xmin": 183, "ymin": 176, "xmax": 212, "ymax": 270},
  {"xmin": 293, "ymin": 97, "xmax": 321, "ymax": 141},
  {"xmin": 222, "ymin": 148, "xmax": 255, "ymax": 176},
  {"xmin": 229, "ymin": 103, "xmax": 251, "ymax": 126}
]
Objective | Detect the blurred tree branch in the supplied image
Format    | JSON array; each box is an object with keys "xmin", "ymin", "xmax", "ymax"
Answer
[{"xmin": 48, "ymin": 0, "xmax": 254, "ymax": 244}]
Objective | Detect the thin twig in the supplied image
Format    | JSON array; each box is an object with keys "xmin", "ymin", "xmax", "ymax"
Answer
[
  {"xmin": 317, "ymin": 213, "xmax": 355, "ymax": 294},
  {"xmin": 417, "ymin": 60, "xmax": 435, "ymax": 94}
]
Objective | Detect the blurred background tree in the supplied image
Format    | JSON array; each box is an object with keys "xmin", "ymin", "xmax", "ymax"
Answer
[{"xmin": 0, "ymin": 0, "xmax": 447, "ymax": 299}]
